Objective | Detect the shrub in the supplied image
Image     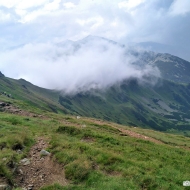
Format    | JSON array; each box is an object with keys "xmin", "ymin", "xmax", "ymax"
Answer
[
  {"xmin": 65, "ymin": 160, "xmax": 91, "ymax": 182},
  {"xmin": 57, "ymin": 126, "xmax": 81, "ymax": 136},
  {"xmin": 9, "ymin": 117, "xmax": 22, "ymax": 125}
]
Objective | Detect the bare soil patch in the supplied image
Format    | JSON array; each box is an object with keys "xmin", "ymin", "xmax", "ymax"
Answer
[
  {"xmin": 15, "ymin": 138, "xmax": 68, "ymax": 190},
  {"xmin": 117, "ymin": 128, "xmax": 163, "ymax": 144}
]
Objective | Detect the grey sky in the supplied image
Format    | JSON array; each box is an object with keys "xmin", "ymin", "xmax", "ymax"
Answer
[
  {"xmin": 0, "ymin": 0, "xmax": 189, "ymax": 92},
  {"xmin": 0, "ymin": 0, "xmax": 189, "ymax": 47}
]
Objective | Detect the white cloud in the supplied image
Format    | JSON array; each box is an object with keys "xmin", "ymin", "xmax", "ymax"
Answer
[
  {"xmin": 15, "ymin": 9, "xmax": 27, "ymax": 17},
  {"xmin": 0, "ymin": 0, "xmax": 48, "ymax": 9},
  {"xmin": 169, "ymin": 0, "xmax": 190, "ymax": 16},
  {"xmin": 0, "ymin": 0, "xmax": 20, "ymax": 9},
  {"xmin": 63, "ymin": 2, "xmax": 76, "ymax": 9},
  {"xmin": 0, "ymin": 11, "xmax": 11, "ymax": 21},
  {"xmin": 44, "ymin": 0, "xmax": 61, "ymax": 11},
  {"xmin": 0, "ymin": 0, "xmax": 190, "ymax": 79},
  {"xmin": 0, "ymin": 39, "xmax": 159, "ymax": 94},
  {"xmin": 76, "ymin": 16, "xmax": 104, "ymax": 29},
  {"xmin": 18, "ymin": 10, "xmax": 45, "ymax": 23},
  {"xmin": 118, "ymin": 0, "xmax": 145, "ymax": 10},
  {"xmin": 16, "ymin": 0, "xmax": 48, "ymax": 9}
]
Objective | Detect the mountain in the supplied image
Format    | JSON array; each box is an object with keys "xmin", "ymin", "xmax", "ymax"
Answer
[
  {"xmin": 56, "ymin": 36, "xmax": 190, "ymax": 84},
  {"xmin": 133, "ymin": 51, "xmax": 190, "ymax": 83},
  {"xmin": 0, "ymin": 71, "xmax": 5, "ymax": 77},
  {"xmin": 59, "ymin": 78, "xmax": 190, "ymax": 134},
  {"xmin": 1, "ymin": 36, "xmax": 190, "ymax": 134},
  {"xmin": 1, "ymin": 92, "xmax": 190, "ymax": 189},
  {"xmin": 0, "ymin": 72, "xmax": 190, "ymax": 189},
  {"xmin": 56, "ymin": 36, "xmax": 190, "ymax": 134},
  {"xmin": 135, "ymin": 41, "xmax": 190, "ymax": 63},
  {"xmin": 0, "ymin": 70, "xmax": 190, "ymax": 135},
  {"xmin": 0, "ymin": 75, "xmax": 66, "ymax": 114},
  {"xmin": 1, "ymin": 37, "xmax": 190, "ymax": 188}
]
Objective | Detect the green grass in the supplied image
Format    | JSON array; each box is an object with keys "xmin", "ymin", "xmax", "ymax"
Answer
[
  {"xmin": 48, "ymin": 122, "xmax": 190, "ymax": 190},
  {"xmin": 1, "ymin": 88, "xmax": 190, "ymax": 190},
  {"xmin": 0, "ymin": 115, "xmax": 35, "ymax": 184},
  {"xmin": 1, "ymin": 111, "xmax": 189, "ymax": 189},
  {"xmin": 58, "ymin": 79, "xmax": 190, "ymax": 132},
  {"xmin": 1, "ymin": 74, "xmax": 190, "ymax": 133}
]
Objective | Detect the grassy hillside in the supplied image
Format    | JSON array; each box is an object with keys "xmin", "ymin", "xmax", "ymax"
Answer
[
  {"xmin": 1, "ymin": 74, "xmax": 190, "ymax": 134},
  {"xmin": 59, "ymin": 79, "xmax": 190, "ymax": 134},
  {"xmin": 0, "ymin": 106, "xmax": 190, "ymax": 189},
  {"xmin": 1, "ymin": 74, "xmax": 190, "ymax": 189},
  {"xmin": 0, "ymin": 75, "xmax": 66, "ymax": 114}
]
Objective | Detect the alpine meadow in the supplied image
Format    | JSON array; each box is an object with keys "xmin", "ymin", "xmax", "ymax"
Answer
[{"xmin": 1, "ymin": 0, "xmax": 190, "ymax": 189}]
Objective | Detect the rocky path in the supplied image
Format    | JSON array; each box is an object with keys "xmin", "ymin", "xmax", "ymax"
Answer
[
  {"xmin": 15, "ymin": 138, "xmax": 68, "ymax": 190},
  {"xmin": 0, "ymin": 101, "xmax": 45, "ymax": 118}
]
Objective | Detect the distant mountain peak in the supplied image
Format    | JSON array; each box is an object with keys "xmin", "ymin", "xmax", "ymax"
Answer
[{"xmin": 78, "ymin": 35, "xmax": 125, "ymax": 48}]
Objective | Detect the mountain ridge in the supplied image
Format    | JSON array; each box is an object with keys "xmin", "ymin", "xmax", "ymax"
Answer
[
  {"xmin": 1, "ymin": 70, "xmax": 190, "ymax": 135},
  {"xmin": 59, "ymin": 36, "xmax": 190, "ymax": 84},
  {"xmin": 1, "ymin": 36, "xmax": 190, "ymax": 133}
]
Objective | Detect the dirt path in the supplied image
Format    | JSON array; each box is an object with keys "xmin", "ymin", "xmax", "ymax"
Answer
[
  {"xmin": 117, "ymin": 128, "xmax": 164, "ymax": 144},
  {"xmin": 82, "ymin": 118, "xmax": 164, "ymax": 144},
  {"xmin": 0, "ymin": 102, "xmax": 167, "ymax": 145},
  {"xmin": 15, "ymin": 138, "xmax": 68, "ymax": 190}
]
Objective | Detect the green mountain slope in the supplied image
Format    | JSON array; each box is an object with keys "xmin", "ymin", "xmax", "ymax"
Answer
[
  {"xmin": 0, "ymin": 107, "xmax": 190, "ymax": 189},
  {"xmin": 0, "ymin": 75, "xmax": 66, "ymax": 114},
  {"xmin": 1, "ymin": 72, "xmax": 190, "ymax": 134},
  {"xmin": 59, "ymin": 79, "xmax": 190, "ymax": 133}
]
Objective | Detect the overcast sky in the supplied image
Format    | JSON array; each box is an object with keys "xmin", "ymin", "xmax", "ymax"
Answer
[
  {"xmin": 0, "ymin": 0, "xmax": 190, "ymax": 48},
  {"xmin": 0, "ymin": 0, "xmax": 189, "ymax": 92}
]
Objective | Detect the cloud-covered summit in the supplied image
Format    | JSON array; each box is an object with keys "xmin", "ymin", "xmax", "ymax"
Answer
[
  {"xmin": 0, "ymin": 0, "xmax": 189, "ymax": 94},
  {"xmin": 0, "ymin": 36, "xmax": 160, "ymax": 94}
]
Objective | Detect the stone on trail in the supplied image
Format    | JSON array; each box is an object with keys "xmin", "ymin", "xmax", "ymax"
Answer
[
  {"xmin": 20, "ymin": 158, "xmax": 30, "ymax": 166},
  {"xmin": 0, "ymin": 184, "xmax": 9, "ymax": 190},
  {"xmin": 40, "ymin": 149, "xmax": 50, "ymax": 156}
]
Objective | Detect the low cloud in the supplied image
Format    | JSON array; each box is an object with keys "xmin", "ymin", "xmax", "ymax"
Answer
[{"xmin": 0, "ymin": 37, "xmax": 160, "ymax": 94}]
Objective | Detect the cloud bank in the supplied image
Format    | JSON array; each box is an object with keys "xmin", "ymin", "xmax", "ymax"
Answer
[
  {"xmin": 0, "ymin": 37, "xmax": 160, "ymax": 94},
  {"xmin": 0, "ymin": 0, "xmax": 188, "ymax": 94},
  {"xmin": 0, "ymin": 0, "xmax": 190, "ymax": 60}
]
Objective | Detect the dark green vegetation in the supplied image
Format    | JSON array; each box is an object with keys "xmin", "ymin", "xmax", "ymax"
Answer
[
  {"xmin": 1, "ymin": 111, "xmax": 190, "ymax": 190},
  {"xmin": 59, "ymin": 79, "xmax": 190, "ymax": 134},
  {"xmin": 1, "ymin": 71, "xmax": 190, "ymax": 134},
  {"xmin": 0, "ymin": 75, "xmax": 67, "ymax": 114},
  {"xmin": 1, "ymin": 53, "xmax": 190, "ymax": 189}
]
